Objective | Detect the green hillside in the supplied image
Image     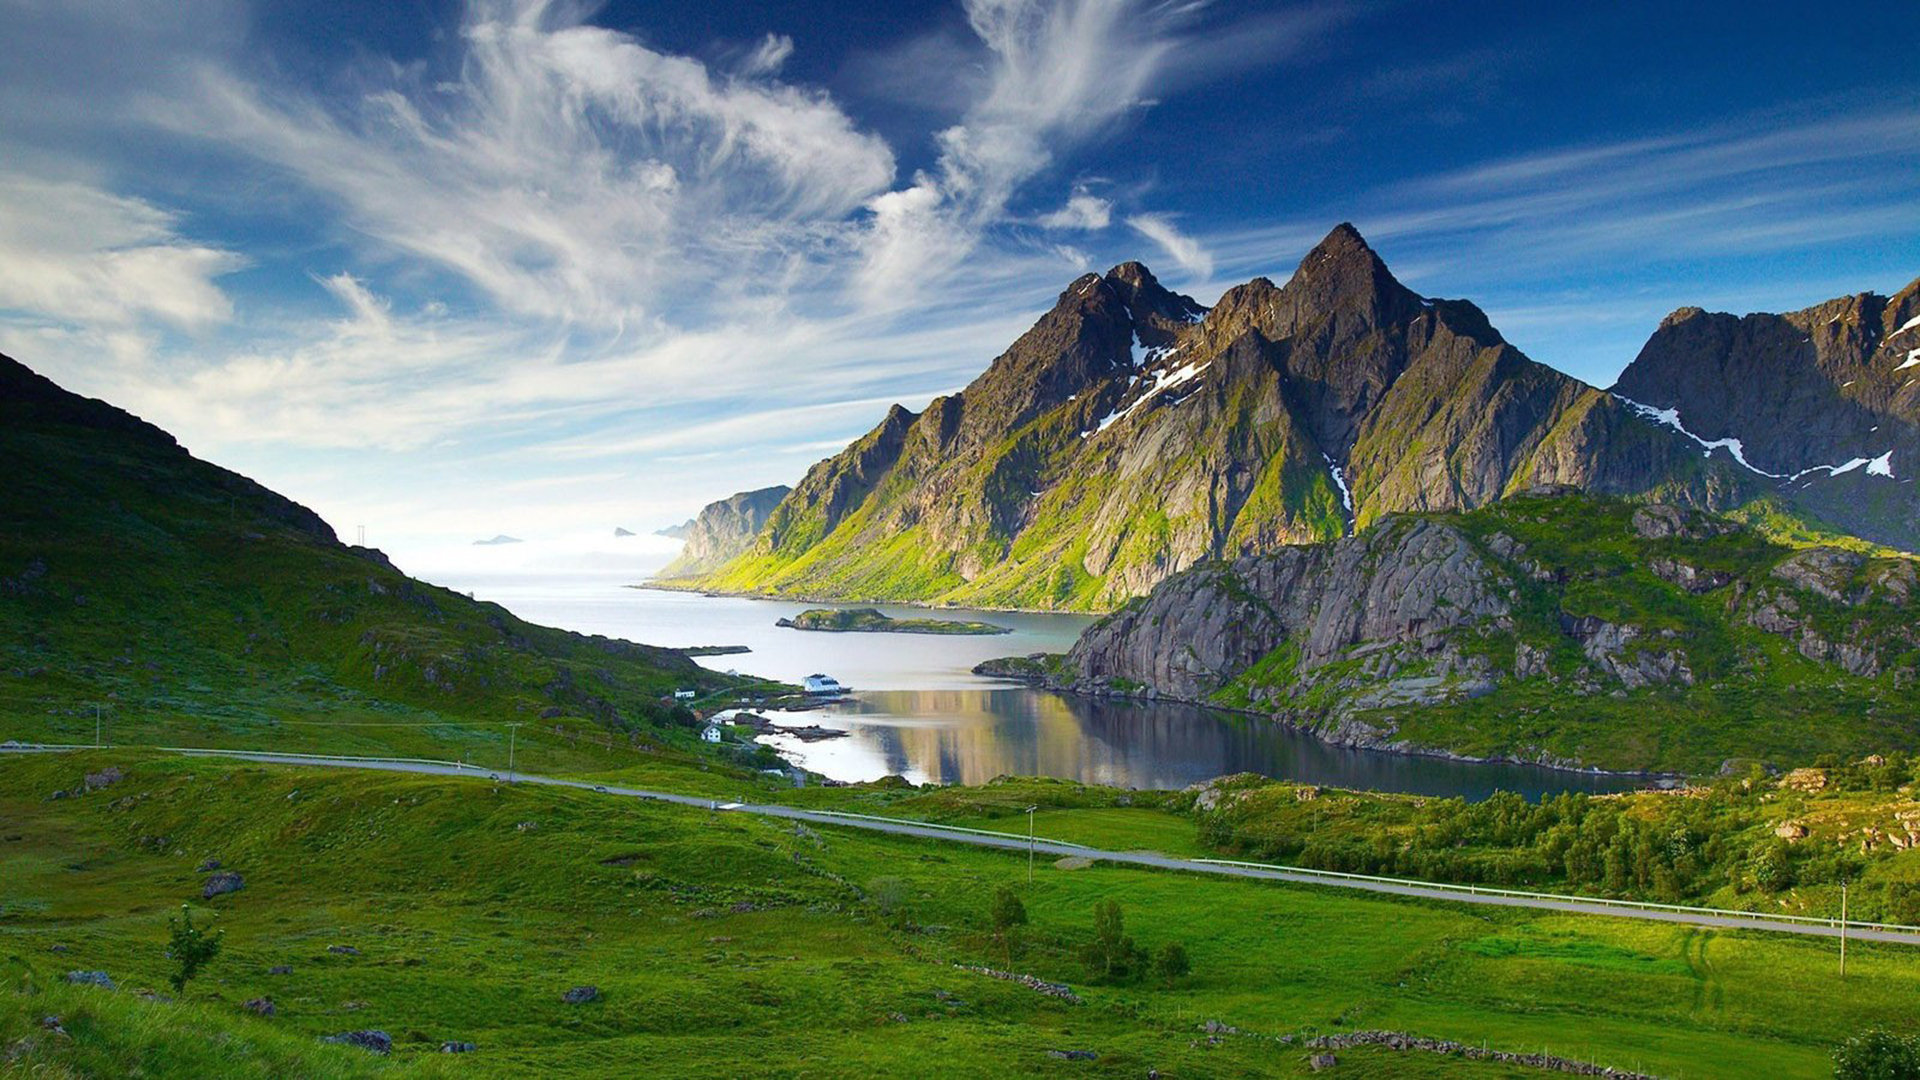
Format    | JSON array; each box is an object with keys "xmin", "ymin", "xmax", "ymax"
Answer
[{"xmin": 0, "ymin": 354, "xmax": 737, "ymax": 769}]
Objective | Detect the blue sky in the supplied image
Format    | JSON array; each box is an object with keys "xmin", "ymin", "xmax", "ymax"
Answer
[{"xmin": 2, "ymin": 0, "xmax": 1917, "ymax": 576}]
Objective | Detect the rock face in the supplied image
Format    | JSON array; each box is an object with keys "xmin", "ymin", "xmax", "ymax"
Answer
[
  {"xmin": 682, "ymin": 225, "xmax": 1748, "ymax": 611},
  {"xmin": 1611, "ymin": 277, "xmax": 1920, "ymax": 551},
  {"xmin": 1067, "ymin": 516, "xmax": 1509, "ymax": 706},
  {"xmin": 654, "ymin": 485, "xmax": 792, "ymax": 578},
  {"xmin": 1053, "ymin": 491, "xmax": 1920, "ymax": 770}
]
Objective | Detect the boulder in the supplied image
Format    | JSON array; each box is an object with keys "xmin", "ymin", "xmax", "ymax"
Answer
[
  {"xmin": 243, "ymin": 997, "xmax": 275, "ymax": 1016},
  {"xmin": 268, "ymin": 965, "xmax": 292, "ymax": 975},
  {"xmin": 321, "ymin": 1030, "xmax": 391, "ymax": 1055},
  {"xmin": 1309, "ymin": 1052, "xmax": 1338, "ymax": 1070},
  {"xmin": 326, "ymin": 945, "xmax": 361, "ymax": 956},
  {"xmin": 441, "ymin": 1041, "xmax": 478, "ymax": 1053},
  {"xmin": 562, "ymin": 985, "xmax": 600, "ymax": 1005},
  {"xmin": 64, "ymin": 971, "xmax": 114, "ymax": 989},
  {"xmin": 82, "ymin": 767, "xmax": 123, "ymax": 792},
  {"xmin": 198, "ymin": 858, "xmax": 222, "ymax": 873},
  {"xmin": 202, "ymin": 872, "xmax": 245, "ymax": 899}
]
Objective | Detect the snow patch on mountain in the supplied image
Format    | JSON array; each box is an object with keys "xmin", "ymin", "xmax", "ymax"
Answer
[
  {"xmin": 1324, "ymin": 453, "xmax": 1354, "ymax": 514},
  {"xmin": 1619, "ymin": 396, "xmax": 1897, "ymax": 484},
  {"xmin": 1083, "ymin": 357, "xmax": 1211, "ymax": 438}
]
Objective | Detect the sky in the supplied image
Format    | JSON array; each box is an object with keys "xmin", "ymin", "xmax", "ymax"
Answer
[{"xmin": 2, "ymin": 0, "xmax": 1917, "ymax": 578}]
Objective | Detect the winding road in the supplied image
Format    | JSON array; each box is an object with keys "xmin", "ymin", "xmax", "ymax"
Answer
[{"xmin": 10, "ymin": 743, "xmax": 1919, "ymax": 947}]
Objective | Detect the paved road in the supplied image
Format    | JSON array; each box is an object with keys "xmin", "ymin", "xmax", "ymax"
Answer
[{"xmin": 12, "ymin": 745, "xmax": 1919, "ymax": 947}]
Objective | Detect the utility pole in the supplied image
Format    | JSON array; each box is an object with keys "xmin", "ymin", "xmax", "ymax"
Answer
[
  {"xmin": 1026, "ymin": 805, "xmax": 1038, "ymax": 886},
  {"xmin": 94, "ymin": 703, "xmax": 102, "ymax": 748},
  {"xmin": 506, "ymin": 722, "xmax": 523, "ymax": 783},
  {"xmin": 1840, "ymin": 882, "xmax": 1849, "ymax": 978}
]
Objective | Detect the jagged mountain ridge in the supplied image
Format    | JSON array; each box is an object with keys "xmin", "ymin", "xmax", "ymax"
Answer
[
  {"xmin": 1610, "ymin": 278, "xmax": 1920, "ymax": 550},
  {"xmin": 679, "ymin": 224, "xmax": 1749, "ymax": 611},
  {"xmin": 656, "ymin": 484, "xmax": 791, "ymax": 578}
]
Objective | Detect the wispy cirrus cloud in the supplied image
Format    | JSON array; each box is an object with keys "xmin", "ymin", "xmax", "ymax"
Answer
[
  {"xmin": 850, "ymin": 0, "xmax": 1338, "ymax": 305},
  {"xmin": 168, "ymin": 0, "xmax": 897, "ymax": 328},
  {"xmin": 1127, "ymin": 213, "xmax": 1212, "ymax": 281}
]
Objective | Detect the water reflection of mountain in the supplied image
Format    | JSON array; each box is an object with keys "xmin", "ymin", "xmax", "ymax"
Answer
[{"xmin": 796, "ymin": 689, "xmax": 1640, "ymax": 800}]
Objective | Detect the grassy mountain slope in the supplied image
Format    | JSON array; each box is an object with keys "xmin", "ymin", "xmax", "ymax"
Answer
[
  {"xmin": 0, "ymin": 354, "xmax": 728, "ymax": 764},
  {"xmin": 1062, "ymin": 491, "xmax": 1920, "ymax": 773},
  {"xmin": 5, "ymin": 750, "xmax": 1918, "ymax": 1077},
  {"xmin": 686, "ymin": 226, "xmax": 1753, "ymax": 612}
]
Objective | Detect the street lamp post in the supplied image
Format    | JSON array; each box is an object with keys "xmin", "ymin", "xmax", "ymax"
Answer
[
  {"xmin": 1840, "ymin": 882, "xmax": 1849, "ymax": 978},
  {"xmin": 1025, "ymin": 805, "xmax": 1038, "ymax": 886},
  {"xmin": 506, "ymin": 722, "xmax": 523, "ymax": 783}
]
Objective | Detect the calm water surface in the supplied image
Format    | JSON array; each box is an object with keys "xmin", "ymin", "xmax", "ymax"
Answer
[{"xmin": 433, "ymin": 572, "xmax": 1643, "ymax": 799}]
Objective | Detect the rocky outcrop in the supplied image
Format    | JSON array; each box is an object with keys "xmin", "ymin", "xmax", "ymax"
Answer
[
  {"xmin": 654, "ymin": 485, "xmax": 791, "ymax": 578},
  {"xmin": 201, "ymin": 871, "xmax": 245, "ymax": 899},
  {"xmin": 1052, "ymin": 491, "xmax": 1920, "ymax": 767},
  {"xmin": 678, "ymin": 226, "xmax": 1748, "ymax": 611},
  {"xmin": 1066, "ymin": 517, "xmax": 1510, "ymax": 706},
  {"xmin": 321, "ymin": 1031, "xmax": 391, "ymax": 1055}
]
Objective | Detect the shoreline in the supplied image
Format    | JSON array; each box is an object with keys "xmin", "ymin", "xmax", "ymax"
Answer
[
  {"xmin": 634, "ymin": 579, "xmax": 1109, "ymax": 619},
  {"xmin": 976, "ymin": 670, "xmax": 1682, "ymax": 785}
]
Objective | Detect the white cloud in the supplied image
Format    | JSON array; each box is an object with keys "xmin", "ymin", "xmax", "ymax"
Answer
[
  {"xmin": 0, "ymin": 173, "xmax": 240, "ymax": 330},
  {"xmin": 1038, "ymin": 189, "xmax": 1112, "ymax": 230},
  {"xmin": 1127, "ymin": 213, "xmax": 1212, "ymax": 280},
  {"xmin": 852, "ymin": 0, "xmax": 1213, "ymax": 305},
  {"xmin": 170, "ymin": 0, "xmax": 896, "ymax": 327},
  {"xmin": 739, "ymin": 33, "xmax": 796, "ymax": 77}
]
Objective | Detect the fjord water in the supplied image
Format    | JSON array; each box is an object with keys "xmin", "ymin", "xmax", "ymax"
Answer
[{"xmin": 435, "ymin": 572, "xmax": 1641, "ymax": 799}]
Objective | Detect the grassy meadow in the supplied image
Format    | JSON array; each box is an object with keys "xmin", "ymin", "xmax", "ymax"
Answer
[{"xmin": 4, "ymin": 750, "xmax": 1916, "ymax": 1077}]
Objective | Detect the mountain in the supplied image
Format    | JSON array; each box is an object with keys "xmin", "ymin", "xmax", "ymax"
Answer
[
  {"xmin": 684, "ymin": 224, "xmax": 1749, "ymax": 611},
  {"xmin": 0, "ymin": 353, "xmax": 718, "ymax": 748},
  {"xmin": 655, "ymin": 520, "xmax": 693, "ymax": 540},
  {"xmin": 1050, "ymin": 490, "xmax": 1918, "ymax": 773},
  {"xmin": 472, "ymin": 534, "xmax": 523, "ymax": 546},
  {"xmin": 1610, "ymin": 280, "xmax": 1920, "ymax": 550},
  {"xmin": 654, "ymin": 484, "xmax": 791, "ymax": 579}
]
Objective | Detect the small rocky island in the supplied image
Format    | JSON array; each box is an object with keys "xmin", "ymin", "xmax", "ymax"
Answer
[{"xmin": 776, "ymin": 607, "xmax": 1011, "ymax": 635}]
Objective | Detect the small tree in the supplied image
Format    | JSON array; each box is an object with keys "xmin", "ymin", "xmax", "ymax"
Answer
[
  {"xmin": 990, "ymin": 885, "xmax": 1027, "ymax": 967},
  {"xmin": 1081, "ymin": 899, "xmax": 1143, "ymax": 982},
  {"xmin": 1152, "ymin": 941, "xmax": 1191, "ymax": 985},
  {"xmin": 166, "ymin": 904, "xmax": 223, "ymax": 993},
  {"xmin": 1832, "ymin": 1029, "xmax": 1920, "ymax": 1080}
]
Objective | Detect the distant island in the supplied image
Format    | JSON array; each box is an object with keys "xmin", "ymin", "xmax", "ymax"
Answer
[
  {"xmin": 776, "ymin": 607, "xmax": 1011, "ymax": 635},
  {"xmin": 472, "ymin": 534, "xmax": 523, "ymax": 546}
]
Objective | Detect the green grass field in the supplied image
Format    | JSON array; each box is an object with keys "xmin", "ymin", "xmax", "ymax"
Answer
[{"xmin": 4, "ymin": 751, "xmax": 1914, "ymax": 1077}]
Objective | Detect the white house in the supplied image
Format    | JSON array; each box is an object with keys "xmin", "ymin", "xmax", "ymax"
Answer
[
  {"xmin": 802, "ymin": 673, "xmax": 843, "ymax": 696},
  {"xmin": 700, "ymin": 722, "xmax": 723, "ymax": 743},
  {"xmin": 674, "ymin": 689, "xmax": 698, "ymax": 701}
]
